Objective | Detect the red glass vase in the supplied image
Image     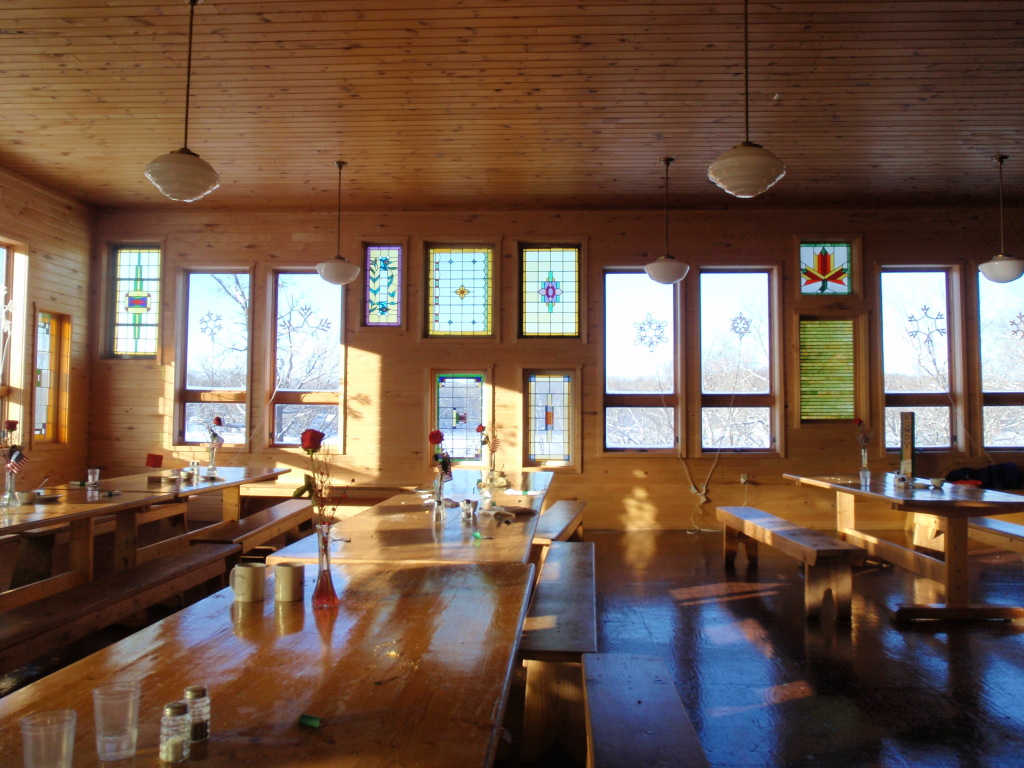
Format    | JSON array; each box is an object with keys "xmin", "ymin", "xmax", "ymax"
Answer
[{"xmin": 311, "ymin": 523, "xmax": 340, "ymax": 609}]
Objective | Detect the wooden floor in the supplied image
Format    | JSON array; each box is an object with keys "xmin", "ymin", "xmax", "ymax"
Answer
[{"xmin": 5, "ymin": 530, "xmax": 1024, "ymax": 767}]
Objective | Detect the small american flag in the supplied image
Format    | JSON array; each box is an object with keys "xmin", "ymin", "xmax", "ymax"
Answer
[
  {"xmin": 6, "ymin": 449, "xmax": 27, "ymax": 474},
  {"xmin": 210, "ymin": 431, "xmax": 225, "ymax": 449}
]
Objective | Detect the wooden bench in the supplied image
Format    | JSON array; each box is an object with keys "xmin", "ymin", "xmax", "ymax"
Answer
[
  {"xmin": 716, "ymin": 505, "xmax": 867, "ymax": 620},
  {"xmin": 0, "ymin": 541, "xmax": 238, "ymax": 675},
  {"xmin": 191, "ymin": 499, "xmax": 313, "ymax": 555},
  {"xmin": 533, "ymin": 499, "xmax": 586, "ymax": 545},
  {"xmin": 583, "ymin": 653, "xmax": 710, "ymax": 768},
  {"xmin": 968, "ymin": 516, "xmax": 1024, "ymax": 553},
  {"xmin": 518, "ymin": 540, "xmax": 597, "ymax": 763}
]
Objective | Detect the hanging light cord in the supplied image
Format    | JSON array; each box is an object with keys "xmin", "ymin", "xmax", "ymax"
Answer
[
  {"xmin": 743, "ymin": 0, "xmax": 750, "ymax": 143},
  {"xmin": 335, "ymin": 160, "xmax": 347, "ymax": 256},
  {"xmin": 663, "ymin": 157, "xmax": 674, "ymax": 256},
  {"xmin": 182, "ymin": 0, "xmax": 199, "ymax": 149},
  {"xmin": 996, "ymin": 154, "xmax": 1008, "ymax": 254}
]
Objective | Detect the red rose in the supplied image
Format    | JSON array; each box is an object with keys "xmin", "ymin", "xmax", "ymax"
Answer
[
  {"xmin": 428, "ymin": 429, "xmax": 444, "ymax": 445},
  {"xmin": 3, "ymin": 420, "xmax": 16, "ymax": 432},
  {"xmin": 213, "ymin": 416, "xmax": 224, "ymax": 427},
  {"xmin": 301, "ymin": 429, "xmax": 325, "ymax": 453}
]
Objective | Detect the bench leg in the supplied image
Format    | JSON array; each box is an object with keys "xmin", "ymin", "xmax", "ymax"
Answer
[
  {"xmin": 804, "ymin": 561, "xmax": 852, "ymax": 620},
  {"xmin": 723, "ymin": 527, "xmax": 757, "ymax": 568}
]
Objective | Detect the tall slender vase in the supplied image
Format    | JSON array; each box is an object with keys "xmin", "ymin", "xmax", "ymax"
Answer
[
  {"xmin": 433, "ymin": 471, "xmax": 445, "ymax": 505},
  {"xmin": 860, "ymin": 446, "xmax": 871, "ymax": 486},
  {"xmin": 0, "ymin": 468, "xmax": 15, "ymax": 508},
  {"xmin": 311, "ymin": 522, "xmax": 340, "ymax": 609},
  {"xmin": 207, "ymin": 445, "xmax": 218, "ymax": 478}
]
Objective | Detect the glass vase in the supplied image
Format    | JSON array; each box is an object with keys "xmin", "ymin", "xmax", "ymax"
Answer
[
  {"xmin": 311, "ymin": 522, "xmax": 340, "ymax": 610},
  {"xmin": 0, "ymin": 468, "xmax": 15, "ymax": 508},
  {"xmin": 207, "ymin": 446, "xmax": 218, "ymax": 478},
  {"xmin": 860, "ymin": 446, "xmax": 871, "ymax": 486}
]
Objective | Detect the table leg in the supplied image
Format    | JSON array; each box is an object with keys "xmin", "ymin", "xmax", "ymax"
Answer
[
  {"xmin": 68, "ymin": 517, "xmax": 95, "ymax": 582},
  {"xmin": 223, "ymin": 486, "xmax": 241, "ymax": 522},
  {"xmin": 114, "ymin": 510, "xmax": 139, "ymax": 572}
]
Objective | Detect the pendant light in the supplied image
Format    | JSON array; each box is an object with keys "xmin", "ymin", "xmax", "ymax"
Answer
[
  {"xmin": 979, "ymin": 155, "xmax": 1024, "ymax": 283},
  {"xmin": 645, "ymin": 158, "xmax": 690, "ymax": 284},
  {"xmin": 707, "ymin": 0, "xmax": 785, "ymax": 198},
  {"xmin": 144, "ymin": 0, "xmax": 220, "ymax": 203},
  {"xmin": 316, "ymin": 161, "xmax": 361, "ymax": 285}
]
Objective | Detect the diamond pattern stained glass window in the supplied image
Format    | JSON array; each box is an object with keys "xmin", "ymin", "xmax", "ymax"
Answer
[
  {"xmin": 111, "ymin": 246, "xmax": 161, "ymax": 357},
  {"xmin": 427, "ymin": 247, "xmax": 493, "ymax": 336},
  {"xmin": 521, "ymin": 246, "xmax": 580, "ymax": 337},
  {"xmin": 527, "ymin": 372, "xmax": 573, "ymax": 462},
  {"xmin": 364, "ymin": 245, "xmax": 402, "ymax": 327},
  {"xmin": 800, "ymin": 242, "xmax": 852, "ymax": 296},
  {"xmin": 434, "ymin": 373, "xmax": 485, "ymax": 461}
]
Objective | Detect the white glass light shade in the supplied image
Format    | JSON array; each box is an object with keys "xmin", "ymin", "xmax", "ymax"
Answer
[
  {"xmin": 707, "ymin": 141, "xmax": 786, "ymax": 198},
  {"xmin": 144, "ymin": 148, "xmax": 220, "ymax": 203},
  {"xmin": 316, "ymin": 257, "xmax": 361, "ymax": 285},
  {"xmin": 979, "ymin": 254, "xmax": 1024, "ymax": 283},
  {"xmin": 645, "ymin": 256, "xmax": 690, "ymax": 284}
]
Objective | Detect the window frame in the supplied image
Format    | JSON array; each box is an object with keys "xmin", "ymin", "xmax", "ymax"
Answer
[
  {"xmin": 693, "ymin": 266, "xmax": 782, "ymax": 456},
  {"xmin": 522, "ymin": 367, "xmax": 582, "ymax": 470},
  {"xmin": 429, "ymin": 368, "xmax": 492, "ymax": 466},
  {"xmin": 518, "ymin": 242, "xmax": 582, "ymax": 339},
  {"xmin": 362, "ymin": 241, "xmax": 405, "ymax": 329},
  {"xmin": 176, "ymin": 268, "xmax": 253, "ymax": 446},
  {"xmin": 424, "ymin": 243, "xmax": 496, "ymax": 338},
  {"xmin": 879, "ymin": 265, "xmax": 963, "ymax": 451},
  {"xmin": 268, "ymin": 269, "xmax": 343, "ymax": 448}
]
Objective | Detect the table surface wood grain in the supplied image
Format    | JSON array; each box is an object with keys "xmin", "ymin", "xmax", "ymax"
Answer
[
  {"xmin": 53, "ymin": 465, "xmax": 290, "ymax": 499},
  {"xmin": 0, "ymin": 560, "xmax": 535, "ymax": 768}
]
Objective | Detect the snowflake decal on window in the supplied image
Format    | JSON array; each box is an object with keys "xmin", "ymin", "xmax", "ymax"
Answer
[
  {"xmin": 730, "ymin": 312, "xmax": 751, "ymax": 339},
  {"xmin": 1010, "ymin": 312, "xmax": 1024, "ymax": 339},
  {"xmin": 634, "ymin": 313, "xmax": 668, "ymax": 351}
]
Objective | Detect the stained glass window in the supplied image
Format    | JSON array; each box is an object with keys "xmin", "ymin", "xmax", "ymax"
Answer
[
  {"xmin": 34, "ymin": 311, "xmax": 70, "ymax": 442},
  {"xmin": 800, "ymin": 242, "xmax": 852, "ymax": 296},
  {"xmin": 427, "ymin": 246, "xmax": 493, "ymax": 336},
  {"xmin": 799, "ymin": 319, "xmax": 854, "ymax": 420},
  {"xmin": 434, "ymin": 373, "xmax": 485, "ymax": 461},
  {"xmin": 521, "ymin": 246, "xmax": 580, "ymax": 337},
  {"xmin": 364, "ymin": 244, "xmax": 402, "ymax": 327},
  {"xmin": 526, "ymin": 372, "xmax": 574, "ymax": 463},
  {"xmin": 110, "ymin": 246, "xmax": 161, "ymax": 357}
]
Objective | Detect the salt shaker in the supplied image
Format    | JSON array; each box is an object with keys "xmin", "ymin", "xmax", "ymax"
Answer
[
  {"xmin": 159, "ymin": 701, "xmax": 191, "ymax": 763},
  {"xmin": 184, "ymin": 685, "xmax": 210, "ymax": 742}
]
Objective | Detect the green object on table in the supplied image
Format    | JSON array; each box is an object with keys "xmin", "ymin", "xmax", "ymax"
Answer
[
  {"xmin": 299, "ymin": 714, "xmax": 322, "ymax": 728},
  {"xmin": 472, "ymin": 531, "xmax": 482, "ymax": 539}
]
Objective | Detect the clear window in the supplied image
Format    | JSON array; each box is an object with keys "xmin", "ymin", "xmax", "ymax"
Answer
[
  {"xmin": 520, "ymin": 245, "xmax": 580, "ymax": 337},
  {"xmin": 525, "ymin": 371, "xmax": 576, "ymax": 465},
  {"xmin": 364, "ymin": 244, "xmax": 402, "ymax": 327},
  {"xmin": 426, "ymin": 246, "xmax": 493, "ymax": 336},
  {"xmin": 881, "ymin": 270, "xmax": 951, "ymax": 448},
  {"xmin": 180, "ymin": 271, "xmax": 250, "ymax": 444},
  {"xmin": 108, "ymin": 245, "xmax": 161, "ymax": 358},
  {"xmin": 271, "ymin": 272, "xmax": 342, "ymax": 446},
  {"xmin": 603, "ymin": 271, "xmax": 676, "ymax": 450},
  {"xmin": 700, "ymin": 271, "xmax": 774, "ymax": 450},
  {"xmin": 433, "ymin": 373, "xmax": 486, "ymax": 461},
  {"xmin": 978, "ymin": 277, "xmax": 1024, "ymax": 446},
  {"xmin": 34, "ymin": 311, "xmax": 70, "ymax": 443}
]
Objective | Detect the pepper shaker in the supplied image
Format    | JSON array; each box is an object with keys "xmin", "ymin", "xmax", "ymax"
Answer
[{"xmin": 184, "ymin": 685, "xmax": 210, "ymax": 742}]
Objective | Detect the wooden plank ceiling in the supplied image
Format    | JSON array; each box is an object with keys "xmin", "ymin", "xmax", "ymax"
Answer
[{"xmin": 0, "ymin": 0, "xmax": 1021, "ymax": 211}]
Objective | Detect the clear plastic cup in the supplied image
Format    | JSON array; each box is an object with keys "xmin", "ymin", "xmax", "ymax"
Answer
[
  {"xmin": 21, "ymin": 709, "xmax": 76, "ymax": 768},
  {"xmin": 92, "ymin": 681, "xmax": 141, "ymax": 761}
]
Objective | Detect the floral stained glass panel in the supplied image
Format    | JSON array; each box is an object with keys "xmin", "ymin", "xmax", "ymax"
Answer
[
  {"xmin": 800, "ymin": 242, "xmax": 852, "ymax": 296},
  {"xmin": 112, "ymin": 247, "xmax": 161, "ymax": 357},
  {"xmin": 527, "ymin": 373, "xmax": 573, "ymax": 462},
  {"xmin": 427, "ymin": 247, "xmax": 492, "ymax": 336},
  {"xmin": 364, "ymin": 245, "xmax": 402, "ymax": 327},
  {"xmin": 521, "ymin": 246, "xmax": 579, "ymax": 336},
  {"xmin": 434, "ymin": 373, "xmax": 485, "ymax": 460}
]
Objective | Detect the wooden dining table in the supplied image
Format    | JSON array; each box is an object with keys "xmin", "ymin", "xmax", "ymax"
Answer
[
  {"xmin": 0, "ymin": 560, "xmax": 535, "ymax": 768},
  {"xmin": 785, "ymin": 472, "xmax": 1024, "ymax": 622},
  {"xmin": 267, "ymin": 470, "xmax": 552, "ymax": 567}
]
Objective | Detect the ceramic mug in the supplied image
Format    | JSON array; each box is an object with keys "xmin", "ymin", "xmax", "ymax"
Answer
[
  {"xmin": 274, "ymin": 563, "xmax": 305, "ymax": 602},
  {"xmin": 230, "ymin": 563, "xmax": 266, "ymax": 602}
]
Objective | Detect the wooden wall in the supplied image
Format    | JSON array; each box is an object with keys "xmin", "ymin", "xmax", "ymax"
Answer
[
  {"xmin": 86, "ymin": 204, "xmax": 1022, "ymax": 531},
  {"xmin": 0, "ymin": 167, "xmax": 92, "ymax": 488}
]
